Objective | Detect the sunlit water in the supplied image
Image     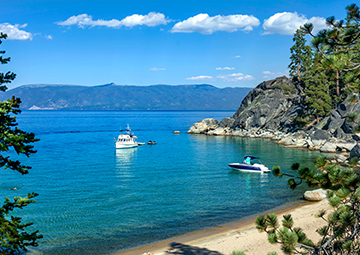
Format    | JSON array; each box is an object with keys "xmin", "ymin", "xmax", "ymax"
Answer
[{"xmin": 0, "ymin": 111, "xmax": 325, "ymax": 254}]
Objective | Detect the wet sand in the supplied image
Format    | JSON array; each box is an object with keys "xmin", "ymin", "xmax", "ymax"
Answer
[{"xmin": 118, "ymin": 199, "xmax": 330, "ymax": 255}]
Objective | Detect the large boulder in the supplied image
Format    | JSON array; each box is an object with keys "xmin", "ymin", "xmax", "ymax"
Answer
[
  {"xmin": 304, "ymin": 189, "xmax": 327, "ymax": 201},
  {"xmin": 350, "ymin": 144, "xmax": 360, "ymax": 159},
  {"xmin": 228, "ymin": 76, "xmax": 306, "ymax": 132},
  {"xmin": 188, "ymin": 118, "xmax": 219, "ymax": 134}
]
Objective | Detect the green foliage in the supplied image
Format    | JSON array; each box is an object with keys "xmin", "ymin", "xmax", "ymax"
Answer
[
  {"xmin": 231, "ymin": 250, "xmax": 246, "ymax": 255},
  {"xmin": 302, "ymin": 60, "xmax": 333, "ymax": 121},
  {"xmin": 346, "ymin": 112, "xmax": 358, "ymax": 122},
  {"xmin": 293, "ymin": 116, "xmax": 311, "ymax": 129},
  {"xmin": 347, "ymin": 94, "xmax": 357, "ymax": 104},
  {"xmin": 289, "ymin": 27, "xmax": 313, "ymax": 78},
  {"xmin": 256, "ymin": 212, "xmax": 313, "ymax": 255},
  {"xmin": 303, "ymin": 3, "xmax": 360, "ymax": 97},
  {"xmin": 348, "ymin": 157, "xmax": 359, "ymax": 167},
  {"xmin": 314, "ymin": 156, "xmax": 328, "ymax": 170},
  {"xmin": 258, "ymin": 158, "xmax": 360, "ymax": 254},
  {"xmin": 0, "ymin": 34, "xmax": 42, "ymax": 254}
]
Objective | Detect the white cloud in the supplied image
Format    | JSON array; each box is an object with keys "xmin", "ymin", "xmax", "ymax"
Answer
[
  {"xmin": 263, "ymin": 12, "xmax": 328, "ymax": 35},
  {"xmin": 171, "ymin": 13, "xmax": 260, "ymax": 34},
  {"xmin": 150, "ymin": 67, "xmax": 166, "ymax": 71},
  {"xmin": 262, "ymin": 70, "xmax": 288, "ymax": 79},
  {"xmin": 186, "ymin": 75, "xmax": 213, "ymax": 80},
  {"xmin": 120, "ymin": 12, "xmax": 169, "ymax": 27},
  {"xmin": 46, "ymin": 35, "xmax": 53, "ymax": 40},
  {"xmin": 56, "ymin": 12, "xmax": 170, "ymax": 28},
  {"xmin": 216, "ymin": 67, "xmax": 235, "ymax": 70},
  {"xmin": 0, "ymin": 23, "xmax": 32, "ymax": 40},
  {"xmin": 234, "ymin": 55, "xmax": 241, "ymax": 58},
  {"xmin": 217, "ymin": 72, "xmax": 254, "ymax": 82}
]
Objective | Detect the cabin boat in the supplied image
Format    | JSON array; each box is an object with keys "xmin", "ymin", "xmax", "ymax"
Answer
[
  {"xmin": 115, "ymin": 125, "xmax": 138, "ymax": 149},
  {"xmin": 228, "ymin": 156, "xmax": 270, "ymax": 173}
]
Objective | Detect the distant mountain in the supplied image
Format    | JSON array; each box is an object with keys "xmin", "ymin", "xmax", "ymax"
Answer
[{"xmin": 0, "ymin": 83, "xmax": 252, "ymax": 110}]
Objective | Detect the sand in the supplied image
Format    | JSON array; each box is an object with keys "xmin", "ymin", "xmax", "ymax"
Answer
[{"xmin": 120, "ymin": 199, "xmax": 330, "ymax": 255}]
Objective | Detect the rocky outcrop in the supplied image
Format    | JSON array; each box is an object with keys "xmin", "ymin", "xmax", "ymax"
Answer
[
  {"xmin": 218, "ymin": 76, "xmax": 306, "ymax": 132},
  {"xmin": 188, "ymin": 76, "xmax": 360, "ymax": 164},
  {"xmin": 187, "ymin": 118, "xmax": 219, "ymax": 134}
]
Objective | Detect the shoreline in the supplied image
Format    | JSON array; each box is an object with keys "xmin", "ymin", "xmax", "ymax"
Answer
[{"xmin": 117, "ymin": 199, "xmax": 330, "ymax": 255}]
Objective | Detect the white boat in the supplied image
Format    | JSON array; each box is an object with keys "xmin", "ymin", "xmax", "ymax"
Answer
[
  {"xmin": 228, "ymin": 156, "xmax": 270, "ymax": 173},
  {"xmin": 115, "ymin": 125, "xmax": 139, "ymax": 149}
]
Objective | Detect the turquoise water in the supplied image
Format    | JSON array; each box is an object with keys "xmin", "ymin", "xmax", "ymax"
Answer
[{"xmin": 0, "ymin": 111, "xmax": 324, "ymax": 254}]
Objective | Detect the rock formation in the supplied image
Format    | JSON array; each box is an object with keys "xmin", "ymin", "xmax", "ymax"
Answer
[{"xmin": 188, "ymin": 76, "xmax": 360, "ymax": 165}]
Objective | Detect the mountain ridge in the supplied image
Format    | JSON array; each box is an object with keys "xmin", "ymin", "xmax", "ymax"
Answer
[{"xmin": 0, "ymin": 83, "xmax": 252, "ymax": 110}]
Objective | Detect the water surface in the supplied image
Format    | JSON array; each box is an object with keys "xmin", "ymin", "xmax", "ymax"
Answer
[{"xmin": 0, "ymin": 111, "xmax": 324, "ymax": 254}]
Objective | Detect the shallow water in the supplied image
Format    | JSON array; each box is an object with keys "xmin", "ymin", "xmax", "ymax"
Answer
[{"xmin": 0, "ymin": 111, "xmax": 325, "ymax": 254}]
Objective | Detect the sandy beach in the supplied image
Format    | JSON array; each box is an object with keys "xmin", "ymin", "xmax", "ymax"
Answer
[{"xmin": 120, "ymin": 199, "xmax": 330, "ymax": 255}]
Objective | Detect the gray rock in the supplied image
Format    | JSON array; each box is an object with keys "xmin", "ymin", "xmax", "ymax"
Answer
[
  {"xmin": 219, "ymin": 117, "xmax": 235, "ymax": 128},
  {"xmin": 334, "ymin": 154, "xmax": 347, "ymax": 163},
  {"xmin": 310, "ymin": 130, "xmax": 331, "ymax": 140},
  {"xmin": 336, "ymin": 142, "xmax": 356, "ymax": 152},
  {"xmin": 304, "ymin": 189, "xmax": 327, "ymax": 201},
  {"xmin": 350, "ymin": 144, "xmax": 360, "ymax": 159},
  {"xmin": 334, "ymin": 127, "xmax": 348, "ymax": 139},
  {"xmin": 188, "ymin": 118, "xmax": 219, "ymax": 134},
  {"xmin": 230, "ymin": 76, "xmax": 306, "ymax": 132},
  {"xmin": 320, "ymin": 142, "xmax": 337, "ymax": 153}
]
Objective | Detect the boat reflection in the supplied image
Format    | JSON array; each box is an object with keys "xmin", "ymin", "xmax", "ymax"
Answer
[{"xmin": 115, "ymin": 148, "xmax": 137, "ymax": 166}]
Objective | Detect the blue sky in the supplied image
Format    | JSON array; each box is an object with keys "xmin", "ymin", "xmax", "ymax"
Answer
[{"xmin": 0, "ymin": 0, "xmax": 356, "ymax": 88}]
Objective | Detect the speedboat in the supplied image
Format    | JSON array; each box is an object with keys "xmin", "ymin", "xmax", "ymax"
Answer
[
  {"xmin": 228, "ymin": 156, "xmax": 270, "ymax": 173},
  {"xmin": 115, "ymin": 125, "xmax": 139, "ymax": 149}
]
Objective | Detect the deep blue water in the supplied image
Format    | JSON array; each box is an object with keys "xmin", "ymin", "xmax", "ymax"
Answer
[{"xmin": 0, "ymin": 111, "xmax": 324, "ymax": 254}]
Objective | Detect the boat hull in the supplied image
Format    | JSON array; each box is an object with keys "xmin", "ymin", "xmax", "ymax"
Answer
[
  {"xmin": 115, "ymin": 142, "xmax": 138, "ymax": 149},
  {"xmin": 228, "ymin": 163, "xmax": 270, "ymax": 173}
]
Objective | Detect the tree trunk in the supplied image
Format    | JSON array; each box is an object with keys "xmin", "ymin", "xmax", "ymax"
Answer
[{"xmin": 336, "ymin": 70, "xmax": 340, "ymax": 96}]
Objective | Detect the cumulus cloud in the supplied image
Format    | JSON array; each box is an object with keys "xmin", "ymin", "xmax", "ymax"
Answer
[
  {"xmin": 216, "ymin": 67, "xmax": 235, "ymax": 70},
  {"xmin": 262, "ymin": 70, "xmax": 288, "ymax": 79},
  {"xmin": 171, "ymin": 13, "xmax": 260, "ymax": 34},
  {"xmin": 263, "ymin": 12, "xmax": 328, "ymax": 35},
  {"xmin": 150, "ymin": 67, "xmax": 166, "ymax": 71},
  {"xmin": 0, "ymin": 23, "xmax": 32, "ymax": 40},
  {"xmin": 56, "ymin": 12, "xmax": 170, "ymax": 28},
  {"xmin": 186, "ymin": 75, "xmax": 213, "ymax": 80},
  {"xmin": 217, "ymin": 72, "xmax": 254, "ymax": 82},
  {"xmin": 46, "ymin": 35, "xmax": 53, "ymax": 40}
]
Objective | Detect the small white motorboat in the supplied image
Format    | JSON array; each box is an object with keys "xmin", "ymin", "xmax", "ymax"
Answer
[
  {"xmin": 115, "ymin": 125, "xmax": 139, "ymax": 149},
  {"xmin": 228, "ymin": 156, "xmax": 270, "ymax": 173}
]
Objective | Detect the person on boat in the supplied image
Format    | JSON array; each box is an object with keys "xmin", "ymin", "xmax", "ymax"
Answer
[{"xmin": 245, "ymin": 157, "xmax": 251, "ymax": 165}]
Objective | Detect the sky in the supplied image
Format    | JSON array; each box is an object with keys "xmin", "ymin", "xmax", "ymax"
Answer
[{"xmin": 0, "ymin": 0, "xmax": 356, "ymax": 88}]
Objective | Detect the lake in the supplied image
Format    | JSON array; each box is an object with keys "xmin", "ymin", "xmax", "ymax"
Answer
[{"xmin": 0, "ymin": 110, "xmax": 324, "ymax": 254}]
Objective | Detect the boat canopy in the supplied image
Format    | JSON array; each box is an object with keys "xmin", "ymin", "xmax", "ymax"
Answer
[{"xmin": 243, "ymin": 156, "xmax": 260, "ymax": 160}]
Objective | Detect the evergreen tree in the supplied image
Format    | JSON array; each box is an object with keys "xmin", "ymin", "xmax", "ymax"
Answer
[
  {"xmin": 0, "ymin": 33, "xmax": 43, "ymax": 254},
  {"xmin": 289, "ymin": 27, "xmax": 313, "ymax": 78},
  {"xmin": 303, "ymin": 55, "xmax": 333, "ymax": 122},
  {"xmin": 256, "ymin": 159, "xmax": 360, "ymax": 255},
  {"xmin": 303, "ymin": 4, "xmax": 360, "ymax": 97}
]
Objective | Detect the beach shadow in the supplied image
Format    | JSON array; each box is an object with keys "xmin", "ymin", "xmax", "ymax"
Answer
[{"xmin": 165, "ymin": 242, "xmax": 224, "ymax": 255}]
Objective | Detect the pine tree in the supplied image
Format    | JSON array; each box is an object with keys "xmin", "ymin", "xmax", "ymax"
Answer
[
  {"xmin": 289, "ymin": 27, "xmax": 313, "ymax": 78},
  {"xmin": 256, "ymin": 160, "xmax": 360, "ymax": 255},
  {"xmin": 303, "ymin": 55, "xmax": 333, "ymax": 122},
  {"xmin": 303, "ymin": 4, "xmax": 360, "ymax": 97},
  {"xmin": 0, "ymin": 33, "xmax": 43, "ymax": 254}
]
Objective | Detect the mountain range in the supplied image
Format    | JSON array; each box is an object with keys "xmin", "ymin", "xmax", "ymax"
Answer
[{"xmin": 0, "ymin": 83, "xmax": 252, "ymax": 110}]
